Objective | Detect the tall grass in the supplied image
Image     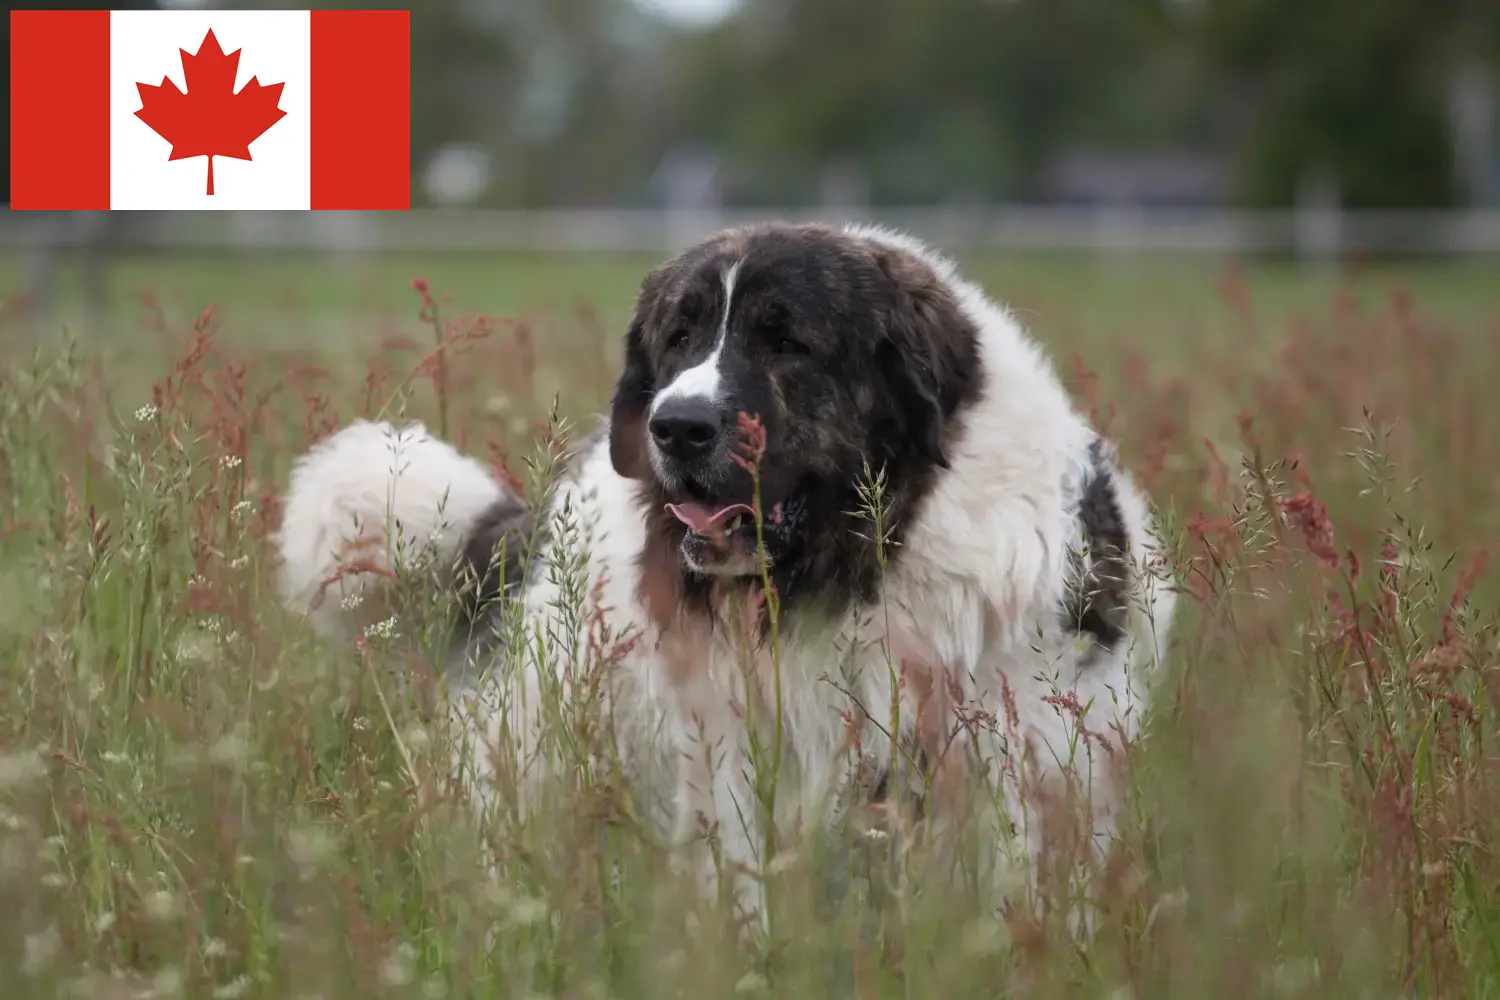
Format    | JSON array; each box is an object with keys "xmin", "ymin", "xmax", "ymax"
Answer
[{"xmin": 1, "ymin": 269, "xmax": 1498, "ymax": 998}]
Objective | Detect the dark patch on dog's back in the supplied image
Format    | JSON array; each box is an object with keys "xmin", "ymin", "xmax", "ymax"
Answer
[
  {"xmin": 453, "ymin": 426, "xmax": 606, "ymax": 631},
  {"xmin": 1063, "ymin": 439, "xmax": 1131, "ymax": 652},
  {"xmin": 456, "ymin": 489, "xmax": 534, "ymax": 630}
]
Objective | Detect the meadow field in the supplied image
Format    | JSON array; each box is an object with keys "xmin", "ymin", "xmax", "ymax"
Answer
[{"xmin": 2, "ymin": 247, "xmax": 1500, "ymax": 998}]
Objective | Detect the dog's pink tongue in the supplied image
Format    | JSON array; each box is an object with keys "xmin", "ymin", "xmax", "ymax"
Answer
[{"xmin": 666, "ymin": 501, "xmax": 756, "ymax": 534}]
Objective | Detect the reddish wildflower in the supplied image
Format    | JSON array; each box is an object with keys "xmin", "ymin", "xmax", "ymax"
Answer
[
  {"xmin": 484, "ymin": 440, "xmax": 525, "ymax": 493},
  {"xmin": 361, "ymin": 359, "xmax": 396, "ymax": 416},
  {"xmin": 1042, "ymin": 690, "xmax": 1086, "ymax": 719},
  {"xmin": 1371, "ymin": 530, "xmax": 1402, "ymax": 625},
  {"xmin": 513, "ymin": 321, "xmax": 537, "ymax": 384},
  {"xmin": 1411, "ymin": 643, "xmax": 1465, "ymax": 679},
  {"xmin": 1321, "ymin": 589, "xmax": 1364, "ymax": 663},
  {"xmin": 254, "ymin": 484, "xmax": 283, "ymax": 542},
  {"xmin": 1185, "ymin": 512, "xmax": 1238, "ymax": 550},
  {"xmin": 1433, "ymin": 692, "xmax": 1477, "ymax": 747},
  {"xmin": 1202, "ymin": 437, "xmax": 1231, "ymax": 505},
  {"xmin": 1138, "ymin": 413, "xmax": 1175, "ymax": 485},
  {"xmin": 741, "ymin": 584, "xmax": 769, "ymax": 636},
  {"xmin": 379, "ymin": 333, "xmax": 423, "ymax": 353},
  {"xmin": 1236, "ymin": 411, "xmax": 1259, "ymax": 452},
  {"xmin": 1278, "ymin": 491, "xmax": 1340, "ymax": 570},
  {"xmin": 1439, "ymin": 549, "xmax": 1490, "ymax": 646},
  {"xmin": 301, "ymin": 392, "xmax": 338, "ymax": 446},
  {"xmin": 732, "ymin": 411, "xmax": 768, "ymax": 475}
]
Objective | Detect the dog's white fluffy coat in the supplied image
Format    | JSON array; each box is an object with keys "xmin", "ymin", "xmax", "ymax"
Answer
[
  {"xmin": 277, "ymin": 419, "xmax": 509, "ymax": 637},
  {"xmin": 276, "ymin": 224, "xmax": 1176, "ymax": 925}
]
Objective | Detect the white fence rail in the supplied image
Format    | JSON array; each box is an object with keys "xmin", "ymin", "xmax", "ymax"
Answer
[{"xmin": 4, "ymin": 207, "xmax": 1500, "ymax": 256}]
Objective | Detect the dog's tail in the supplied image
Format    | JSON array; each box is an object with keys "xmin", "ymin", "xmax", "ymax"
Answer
[{"xmin": 275, "ymin": 419, "xmax": 528, "ymax": 642}]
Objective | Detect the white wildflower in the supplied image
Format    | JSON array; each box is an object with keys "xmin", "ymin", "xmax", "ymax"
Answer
[
  {"xmin": 208, "ymin": 731, "xmax": 248, "ymax": 770},
  {"xmin": 734, "ymin": 971, "xmax": 767, "ymax": 994},
  {"xmin": 93, "ymin": 911, "xmax": 117, "ymax": 935},
  {"xmin": 506, "ymin": 895, "xmax": 548, "ymax": 927},
  {"xmin": 231, "ymin": 500, "xmax": 254, "ymax": 521},
  {"xmin": 213, "ymin": 974, "xmax": 253, "ymax": 999},
  {"xmin": 175, "ymin": 629, "xmax": 215, "ymax": 664},
  {"xmin": 363, "ymin": 616, "xmax": 400, "ymax": 640},
  {"xmin": 0, "ymin": 749, "xmax": 47, "ymax": 790},
  {"xmin": 229, "ymin": 555, "xmax": 250, "ymax": 570},
  {"xmin": 101, "ymin": 750, "xmax": 131, "ymax": 765},
  {"xmin": 1159, "ymin": 887, "xmax": 1190, "ymax": 911},
  {"xmin": 766, "ymin": 850, "xmax": 798, "ymax": 875},
  {"xmin": 219, "ymin": 456, "xmax": 242, "ymax": 471},
  {"xmin": 22, "ymin": 924, "xmax": 62, "ymax": 976},
  {"xmin": 285, "ymin": 826, "xmax": 338, "ymax": 875},
  {"xmin": 144, "ymin": 889, "xmax": 181, "ymax": 921},
  {"xmin": 352, "ymin": 716, "xmax": 371, "ymax": 732},
  {"xmin": 151, "ymin": 966, "xmax": 186, "ymax": 997},
  {"xmin": 135, "ymin": 404, "xmax": 160, "ymax": 422},
  {"xmin": 202, "ymin": 936, "xmax": 228, "ymax": 958},
  {"xmin": 378, "ymin": 942, "xmax": 419, "ymax": 988},
  {"xmin": 340, "ymin": 593, "xmax": 364, "ymax": 611}
]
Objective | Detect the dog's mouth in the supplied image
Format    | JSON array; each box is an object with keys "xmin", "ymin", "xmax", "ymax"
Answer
[
  {"xmin": 666, "ymin": 500, "xmax": 758, "ymax": 537},
  {"xmin": 663, "ymin": 485, "xmax": 805, "ymax": 577}
]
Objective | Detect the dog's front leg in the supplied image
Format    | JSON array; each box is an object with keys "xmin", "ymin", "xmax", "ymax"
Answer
[{"xmin": 672, "ymin": 698, "xmax": 769, "ymax": 939}]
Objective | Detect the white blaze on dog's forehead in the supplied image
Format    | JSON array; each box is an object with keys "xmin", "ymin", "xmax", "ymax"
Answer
[{"xmin": 650, "ymin": 259, "xmax": 743, "ymax": 413}]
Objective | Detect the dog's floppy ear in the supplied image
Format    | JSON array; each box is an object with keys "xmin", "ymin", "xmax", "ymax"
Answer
[
  {"xmin": 871, "ymin": 244, "xmax": 977, "ymax": 469},
  {"xmin": 611, "ymin": 262, "xmax": 676, "ymax": 480},
  {"xmin": 609, "ymin": 311, "xmax": 654, "ymax": 480}
]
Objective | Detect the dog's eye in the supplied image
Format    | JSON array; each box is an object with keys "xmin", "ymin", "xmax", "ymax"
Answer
[
  {"xmin": 773, "ymin": 334, "xmax": 810, "ymax": 356},
  {"xmin": 758, "ymin": 311, "xmax": 807, "ymax": 356},
  {"xmin": 666, "ymin": 330, "xmax": 690, "ymax": 351}
]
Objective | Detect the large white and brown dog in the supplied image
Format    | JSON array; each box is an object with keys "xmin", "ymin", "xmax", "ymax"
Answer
[{"xmin": 276, "ymin": 222, "xmax": 1177, "ymax": 930}]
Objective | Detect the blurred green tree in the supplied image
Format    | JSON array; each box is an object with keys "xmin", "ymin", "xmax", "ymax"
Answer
[
  {"xmin": 1148, "ymin": 0, "xmax": 1500, "ymax": 208},
  {"xmin": 671, "ymin": 0, "xmax": 1169, "ymax": 203}
]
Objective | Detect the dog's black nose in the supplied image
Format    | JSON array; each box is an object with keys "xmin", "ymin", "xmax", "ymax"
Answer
[{"xmin": 649, "ymin": 397, "xmax": 724, "ymax": 461}]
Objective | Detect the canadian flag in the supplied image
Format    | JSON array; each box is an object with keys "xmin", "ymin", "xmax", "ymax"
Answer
[{"xmin": 10, "ymin": 9, "xmax": 410, "ymax": 210}]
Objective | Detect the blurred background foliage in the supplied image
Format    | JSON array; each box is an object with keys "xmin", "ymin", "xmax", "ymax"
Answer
[{"xmin": 6, "ymin": 0, "xmax": 1497, "ymax": 212}]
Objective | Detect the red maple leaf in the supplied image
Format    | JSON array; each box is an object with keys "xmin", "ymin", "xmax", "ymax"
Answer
[{"xmin": 134, "ymin": 29, "xmax": 287, "ymax": 196}]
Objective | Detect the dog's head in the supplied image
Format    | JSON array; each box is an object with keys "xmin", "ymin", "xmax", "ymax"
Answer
[{"xmin": 609, "ymin": 223, "xmax": 982, "ymax": 580}]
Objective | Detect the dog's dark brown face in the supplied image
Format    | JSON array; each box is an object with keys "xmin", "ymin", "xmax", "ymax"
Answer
[{"xmin": 609, "ymin": 224, "xmax": 982, "ymax": 586}]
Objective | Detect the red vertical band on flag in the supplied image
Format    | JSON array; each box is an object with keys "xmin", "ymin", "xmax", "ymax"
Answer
[
  {"xmin": 10, "ymin": 10, "xmax": 111, "ymax": 209},
  {"xmin": 310, "ymin": 10, "xmax": 410, "ymax": 210}
]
